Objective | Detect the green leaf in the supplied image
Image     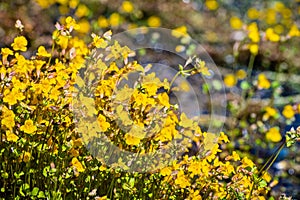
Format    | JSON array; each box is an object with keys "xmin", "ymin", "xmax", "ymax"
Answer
[
  {"xmin": 37, "ymin": 191, "xmax": 46, "ymax": 198},
  {"xmin": 31, "ymin": 187, "xmax": 39, "ymax": 196}
]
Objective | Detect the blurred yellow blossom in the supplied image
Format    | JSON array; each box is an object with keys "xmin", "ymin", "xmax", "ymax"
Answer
[
  {"xmin": 98, "ymin": 16, "xmax": 109, "ymax": 28},
  {"xmin": 109, "ymin": 13, "xmax": 122, "ymax": 27},
  {"xmin": 125, "ymin": 133, "xmax": 141, "ymax": 146},
  {"xmin": 248, "ymin": 22, "xmax": 260, "ymax": 43},
  {"xmin": 147, "ymin": 16, "xmax": 161, "ymax": 27},
  {"xmin": 205, "ymin": 0, "xmax": 218, "ymax": 11},
  {"xmin": 249, "ymin": 43, "xmax": 259, "ymax": 55},
  {"xmin": 11, "ymin": 36, "xmax": 27, "ymax": 51},
  {"xmin": 77, "ymin": 20, "xmax": 91, "ymax": 34},
  {"xmin": 75, "ymin": 4, "xmax": 89, "ymax": 18},
  {"xmin": 257, "ymin": 74, "xmax": 270, "ymax": 89},
  {"xmin": 265, "ymin": 28, "xmax": 280, "ymax": 42},
  {"xmin": 266, "ymin": 127, "xmax": 282, "ymax": 142},
  {"xmin": 172, "ymin": 26, "xmax": 188, "ymax": 38},
  {"xmin": 236, "ymin": 69, "xmax": 247, "ymax": 80},
  {"xmin": 247, "ymin": 7, "xmax": 260, "ymax": 19},
  {"xmin": 230, "ymin": 16, "xmax": 243, "ymax": 29},
  {"xmin": 121, "ymin": 1, "xmax": 134, "ymax": 13},
  {"xmin": 20, "ymin": 119, "xmax": 37, "ymax": 134},
  {"xmin": 282, "ymin": 105, "xmax": 295, "ymax": 119},
  {"xmin": 263, "ymin": 106, "xmax": 278, "ymax": 121},
  {"xmin": 224, "ymin": 74, "xmax": 236, "ymax": 87},
  {"xmin": 288, "ymin": 24, "xmax": 300, "ymax": 37}
]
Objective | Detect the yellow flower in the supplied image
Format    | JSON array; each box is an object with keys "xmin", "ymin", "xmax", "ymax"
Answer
[
  {"xmin": 77, "ymin": 20, "xmax": 90, "ymax": 34},
  {"xmin": 232, "ymin": 151, "xmax": 240, "ymax": 161},
  {"xmin": 236, "ymin": 69, "xmax": 247, "ymax": 80},
  {"xmin": 230, "ymin": 16, "xmax": 243, "ymax": 29},
  {"xmin": 97, "ymin": 114, "xmax": 110, "ymax": 132},
  {"xmin": 1, "ymin": 48, "xmax": 13, "ymax": 57},
  {"xmin": 288, "ymin": 24, "xmax": 300, "ymax": 37},
  {"xmin": 109, "ymin": 13, "xmax": 122, "ymax": 27},
  {"xmin": 218, "ymin": 132, "xmax": 229, "ymax": 143},
  {"xmin": 160, "ymin": 167, "xmax": 172, "ymax": 176},
  {"xmin": 71, "ymin": 157, "xmax": 85, "ymax": 173},
  {"xmin": 175, "ymin": 170, "xmax": 191, "ymax": 188},
  {"xmin": 257, "ymin": 74, "xmax": 270, "ymax": 89},
  {"xmin": 263, "ymin": 106, "xmax": 278, "ymax": 121},
  {"xmin": 179, "ymin": 113, "xmax": 194, "ymax": 128},
  {"xmin": 282, "ymin": 105, "xmax": 295, "ymax": 119},
  {"xmin": 20, "ymin": 119, "xmax": 37, "ymax": 134},
  {"xmin": 19, "ymin": 151, "xmax": 31, "ymax": 163},
  {"xmin": 98, "ymin": 16, "xmax": 109, "ymax": 28},
  {"xmin": 265, "ymin": 8, "xmax": 277, "ymax": 25},
  {"xmin": 249, "ymin": 43, "xmax": 259, "ymax": 55},
  {"xmin": 125, "ymin": 133, "xmax": 141, "ymax": 146},
  {"xmin": 157, "ymin": 93, "xmax": 170, "ymax": 108},
  {"xmin": 75, "ymin": 4, "xmax": 89, "ymax": 18},
  {"xmin": 37, "ymin": 46, "xmax": 51, "ymax": 57},
  {"xmin": 172, "ymin": 26, "xmax": 188, "ymax": 38},
  {"xmin": 3, "ymin": 88, "xmax": 25, "ymax": 105},
  {"xmin": 266, "ymin": 127, "xmax": 282, "ymax": 142},
  {"xmin": 65, "ymin": 16, "xmax": 80, "ymax": 31},
  {"xmin": 147, "ymin": 16, "xmax": 161, "ymax": 27},
  {"xmin": 92, "ymin": 35, "xmax": 108, "ymax": 48},
  {"xmin": 6, "ymin": 130, "xmax": 19, "ymax": 142},
  {"xmin": 265, "ymin": 28, "xmax": 280, "ymax": 42},
  {"xmin": 247, "ymin": 7, "xmax": 260, "ymax": 19},
  {"xmin": 121, "ymin": 1, "xmax": 134, "ymax": 13},
  {"xmin": 241, "ymin": 157, "xmax": 255, "ymax": 168},
  {"xmin": 11, "ymin": 36, "xmax": 27, "ymax": 51},
  {"xmin": 205, "ymin": 0, "xmax": 218, "ymax": 11},
  {"xmin": 224, "ymin": 74, "xmax": 236, "ymax": 87},
  {"xmin": 248, "ymin": 22, "xmax": 260, "ymax": 43},
  {"xmin": 1, "ymin": 107, "xmax": 15, "ymax": 130}
]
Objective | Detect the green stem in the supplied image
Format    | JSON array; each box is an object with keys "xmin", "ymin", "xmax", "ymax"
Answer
[
  {"xmin": 248, "ymin": 138, "xmax": 286, "ymax": 200},
  {"xmin": 242, "ymin": 54, "xmax": 256, "ymax": 100}
]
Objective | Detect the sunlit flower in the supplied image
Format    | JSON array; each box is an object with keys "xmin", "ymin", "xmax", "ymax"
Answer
[
  {"xmin": 11, "ymin": 36, "xmax": 27, "ymax": 51},
  {"xmin": 241, "ymin": 157, "xmax": 255, "ymax": 169},
  {"xmin": 6, "ymin": 130, "xmax": 19, "ymax": 142},
  {"xmin": 121, "ymin": 1, "xmax": 134, "ymax": 13},
  {"xmin": 247, "ymin": 7, "xmax": 260, "ymax": 19},
  {"xmin": 147, "ymin": 16, "xmax": 161, "ymax": 27},
  {"xmin": 249, "ymin": 43, "xmax": 259, "ymax": 55},
  {"xmin": 248, "ymin": 22, "xmax": 260, "ymax": 43},
  {"xmin": 37, "ymin": 46, "xmax": 51, "ymax": 57},
  {"xmin": 65, "ymin": 16, "xmax": 80, "ymax": 31},
  {"xmin": 224, "ymin": 74, "xmax": 236, "ymax": 87},
  {"xmin": 230, "ymin": 16, "xmax": 243, "ymax": 29},
  {"xmin": 265, "ymin": 28, "xmax": 280, "ymax": 42},
  {"xmin": 98, "ymin": 16, "xmax": 109, "ymax": 28},
  {"xmin": 236, "ymin": 69, "xmax": 247, "ymax": 80},
  {"xmin": 75, "ymin": 4, "xmax": 89, "ymax": 18},
  {"xmin": 282, "ymin": 105, "xmax": 295, "ymax": 119},
  {"xmin": 205, "ymin": 0, "xmax": 218, "ymax": 11},
  {"xmin": 172, "ymin": 26, "xmax": 188, "ymax": 38},
  {"xmin": 257, "ymin": 74, "xmax": 270, "ymax": 89},
  {"xmin": 71, "ymin": 157, "xmax": 85, "ymax": 173},
  {"xmin": 266, "ymin": 127, "xmax": 282, "ymax": 142},
  {"xmin": 109, "ymin": 13, "xmax": 122, "ymax": 27},
  {"xmin": 175, "ymin": 170, "xmax": 191, "ymax": 188},
  {"xmin": 97, "ymin": 114, "xmax": 110, "ymax": 132},
  {"xmin": 20, "ymin": 119, "xmax": 37, "ymax": 134}
]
